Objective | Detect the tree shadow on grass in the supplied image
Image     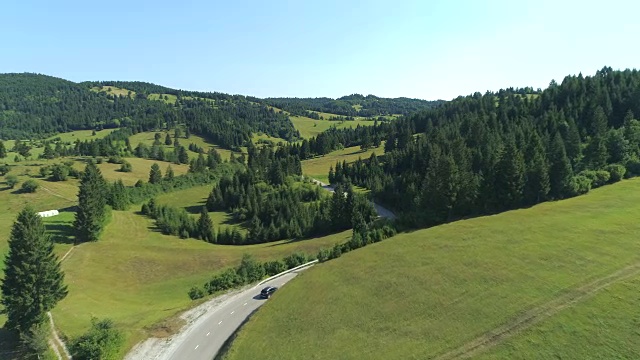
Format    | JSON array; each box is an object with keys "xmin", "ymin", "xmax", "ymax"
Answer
[
  {"xmin": 45, "ymin": 212, "xmax": 76, "ymax": 245},
  {"xmin": 0, "ymin": 327, "xmax": 24, "ymax": 360}
]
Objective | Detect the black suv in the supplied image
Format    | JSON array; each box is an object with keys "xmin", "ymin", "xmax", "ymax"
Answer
[{"xmin": 260, "ymin": 286, "xmax": 277, "ymax": 299}]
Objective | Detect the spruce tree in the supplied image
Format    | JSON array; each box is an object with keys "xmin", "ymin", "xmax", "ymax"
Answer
[
  {"xmin": 197, "ymin": 207, "xmax": 215, "ymax": 243},
  {"xmin": 493, "ymin": 140, "xmax": 525, "ymax": 210},
  {"xmin": 524, "ymin": 132, "xmax": 550, "ymax": 205},
  {"xmin": 584, "ymin": 106, "xmax": 609, "ymax": 169},
  {"xmin": 164, "ymin": 165, "xmax": 174, "ymax": 181},
  {"xmin": 165, "ymin": 133, "xmax": 172, "ymax": 146},
  {"xmin": 549, "ymin": 132, "xmax": 573, "ymax": 199},
  {"xmin": 74, "ymin": 162, "xmax": 108, "ymax": 243},
  {"xmin": 108, "ymin": 180, "xmax": 129, "ymax": 210},
  {"xmin": 0, "ymin": 140, "xmax": 6, "ymax": 159},
  {"xmin": 1, "ymin": 207, "xmax": 68, "ymax": 336},
  {"xmin": 149, "ymin": 163, "xmax": 162, "ymax": 184}
]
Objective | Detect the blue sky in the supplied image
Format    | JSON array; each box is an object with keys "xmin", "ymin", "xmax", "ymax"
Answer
[{"xmin": 2, "ymin": 0, "xmax": 639, "ymax": 100}]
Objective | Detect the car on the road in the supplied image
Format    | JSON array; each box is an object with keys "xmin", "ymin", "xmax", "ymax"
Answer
[{"xmin": 260, "ymin": 286, "xmax": 278, "ymax": 299}]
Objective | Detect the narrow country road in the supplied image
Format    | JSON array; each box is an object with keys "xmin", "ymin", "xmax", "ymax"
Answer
[
  {"xmin": 309, "ymin": 178, "xmax": 396, "ymax": 220},
  {"xmin": 164, "ymin": 269, "xmax": 305, "ymax": 360}
]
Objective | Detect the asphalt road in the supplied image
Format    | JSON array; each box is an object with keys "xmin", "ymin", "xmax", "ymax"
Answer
[
  {"xmin": 309, "ymin": 178, "xmax": 396, "ymax": 219},
  {"xmin": 165, "ymin": 270, "xmax": 303, "ymax": 360}
]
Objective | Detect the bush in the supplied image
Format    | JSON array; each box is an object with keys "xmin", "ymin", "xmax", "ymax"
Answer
[
  {"xmin": 119, "ymin": 161, "xmax": 132, "ymax": 172},
  {"xmin": 605, "ymin": 163, "xmax": 626, "ymax": 183},
  {"xmin": 70, "ymin": 318, "xmax": 124, "ymax": 360},
  {"xmin": 0, "ymin": 164, "xmax": 9, "ymax": 176},
  {"xmin": 51, "ymin": 164, "xmax": 70, "ymax": 181},
  {"xmin": 95, "ymin": 157, "xmax": 103, "ymax": 164},
  {"xmin": 5, "ymin": 174, "xmax": 18, "ymax": 188},
  {"xmin": 625, "ymin": 157, "xmax": 640, "ymax": 177},
  {"xmin": 263, "ymin": 260, "xmax": 287, "ymax": 276},
  {"xmin": 569, "ymin": 175, "xmax": 591, "ymax": 196},
  {"xmin": 188, "ymin": 286, "xmax": 205, "ymax": 300},
  {"xmin": 316, "ymin": 248, "xmax": 332, "ymax": 263},
  {"xmin": 107, "ymin": 156, "xmax": 123, "ymax": 164},
  {"xmin": 578, "ymin": 170, "xmax": 610, "ymax": 188},
  {"xmin": 21, "ymin": 179, "xmax": 39, "ymax": 193},
  {"xmin": 283, "ymin": 252, "xmax": 307, "ymax": 269},
  {"xmin": 236, "ymin": 254, "xmax": 265, "ymax": 283}
]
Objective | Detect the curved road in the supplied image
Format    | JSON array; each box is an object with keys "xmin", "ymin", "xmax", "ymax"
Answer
[
  {"xmin": 309, "ymin": 178, "xmax": 396, "ymax": 220},
  {"xmin": 165, "ymin": 269, "xmax": 306, "ymax": 360},
  {"xmin": 157, "ymin": 179, "xmax": 393, "ymax": 360}
]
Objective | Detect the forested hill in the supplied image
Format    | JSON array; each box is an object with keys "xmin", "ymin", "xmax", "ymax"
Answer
[
  {"xmin": 259, "ymin": 94, "xmax": 444, "ymax": 118},
  {"xmin": 329, "ymin": 67, "xmax": 640, "ymax": 228},
  {"xmin": 0, "ymin": 73, "xmax": 298, "ymax": 147}
]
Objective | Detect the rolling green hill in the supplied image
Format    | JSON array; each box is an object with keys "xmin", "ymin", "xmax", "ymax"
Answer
[{"xmin": 222, "ymin": 178, "xmax": 640, "ymax": 360}]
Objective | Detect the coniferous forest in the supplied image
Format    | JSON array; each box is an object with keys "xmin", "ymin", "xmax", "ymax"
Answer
[{"xmin": 328, "ymin": 67, "xmax": 640, "ymax": 227}]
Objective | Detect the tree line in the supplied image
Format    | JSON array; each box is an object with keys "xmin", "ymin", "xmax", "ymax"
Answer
[{"xmin": 329, "ymin": 67, "xmax": 640, "ymax": 228}]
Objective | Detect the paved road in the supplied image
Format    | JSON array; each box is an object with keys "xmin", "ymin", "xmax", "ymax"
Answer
[
  {"xmin": 309, "ymin": 178, "xmax": 396, "ymax": 220},
  {"xmin": 165, "ymin": 270, "xmax": 304, "ymax": 360}
]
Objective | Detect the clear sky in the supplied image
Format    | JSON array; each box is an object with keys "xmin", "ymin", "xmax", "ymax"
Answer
[{"xmin": 2, "ymin": 0, "xmax": 639, "ymax": 100}]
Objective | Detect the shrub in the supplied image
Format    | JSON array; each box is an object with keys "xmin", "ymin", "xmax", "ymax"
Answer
[
  {"xmin": 578, "ymin": 170, "xmax": 610, "ymax": 188},
  {"xmin": 263, "ymin": 260, "xmax": 287, "ymax": 276},
  {"xmin": 70, "ymin": 318, "xmax": 124, "ymax": 360},
  {"xmin": 0, "ymin": 164, "xmax": 9, "ymax": 176},
  {"xmin": 605, "ymin": 163, "xmax": 626, "ymax": 183},
  {"xmin": 188, "ymin": 286, "xmax": 205, "ymax": 300},
  {"xmin": 283, "ymin": 252, "xmax": 307, "ymax": 269},
  {"xmin": 237, "ymin": 254, "xmax": 265, "ymax": 283},
  {"xmin": 51, "ymin": 164, "xmax": 70, "ymax": 181},
  {"xmin": 95, "ymin": 157, "xmax": 103, "ymax": 164},
  {"xmin": 107, "ymin": 156, "xmax": 123, "ymax": 164},
  {"xmin": 5, "ymin": 174, "xmax": 18, "ymax": 188},
  {"xmin": 119, "ymin": 161, "xmax": 132, "ymax": 172},
  {"xmin": 625, "ymin": 157, "xmax": 640, "ymax": 177},
  {"xmin": 569, "ymin": 175, "xmax": 591, "ymax": 196},
  {"xmin": 21, "ymin": 179, "xmax": 39, "ymax": 193}
]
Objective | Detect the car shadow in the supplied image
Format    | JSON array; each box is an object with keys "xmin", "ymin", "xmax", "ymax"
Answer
[{"xmin": 252, "ymin": 295, "xmax": 267, "ymax": 301}]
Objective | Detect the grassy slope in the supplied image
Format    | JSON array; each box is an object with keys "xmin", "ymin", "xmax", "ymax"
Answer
[
  {"xmin": 224, "ymin": 178, "xmax": 640, "ymax": 360},
  {"xmin": 290, "ymin": 116, "xmax": 376, "ymax": 139},
  {"xmin": 53, "ymin": 210, "xmax": 351, "ymax": 349},
  {"xmin": 301, "ymin": 144, "xmax": 385, "ymax": 183},
  {"xmin": 156, "ymin": 185, "xmax": 244, "ymax": 234},
  {"xmin": 128, "ymin": 131, "xmax": 239, "ymax": 161}
]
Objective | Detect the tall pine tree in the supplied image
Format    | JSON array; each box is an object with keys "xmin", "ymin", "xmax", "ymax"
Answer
[
  {"xmin": 74, "ymin": 162, "xmax": 108, "ymax": 243},
  {"xmin": 1, "ymin": 207, "xmax": 67, "ymax": 336},
  {"xmin": 549, "ymin": 132, "xmax": 573, "ymax": 199},
  {"xmin": 197, "ymin": 207, "xmax": 215, "ymax": 243},
  {"xmin": 149, "ymin": 163, "xmax": 162, "ymax": 184},
  {"xmin": 493, "ymin": 140, "xmax": 525, "ymax": 210},
  {"xmin": 524, "ymin": 132, "xmax": 550, "ymax": 204},
  {"xmin": 0, "ymin": 140, "xmax": 6, "ymax": 158}
]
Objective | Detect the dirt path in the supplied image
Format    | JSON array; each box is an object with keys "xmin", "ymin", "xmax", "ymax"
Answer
[
  {"xmin": 435, "ymin": 262, "xmax": 640, "ymax": 360},
  {"xmin": 40, "ymin": 185, "xmax": 77, "ymax": 204}
]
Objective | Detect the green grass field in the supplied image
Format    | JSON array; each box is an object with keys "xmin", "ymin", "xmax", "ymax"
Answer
[
  {"xmin": 0, "ymin": 139, "xmax": 355, "ymax": 353},
  {"xmin": 290, "ymin": 116, "xmax": 377, "ymax": 139},
  {"xmin": 128, "ymin": 131, "xmax": 239, "ymax": 161},
  {"xmin": 156, "ymin": 185, "xmax": 245, "ymax": 234},
  {"xmin": 301, "ymin": 144, "xmax": 385, "ymax": 183},
  {"xmin": 90, "ymin": 85, "xmax": 134, "ymax": 97},
  {"xmin": 223, "ymin": 178, "xmax": 640, "ymax": 360}
]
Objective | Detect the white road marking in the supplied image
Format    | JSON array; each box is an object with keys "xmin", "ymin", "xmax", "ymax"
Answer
[
  {"xmin": 231, "ymin": 311, "xmax": 235, "ymax": 315},
  {"xmin": 218, "ymin": 321, "xmax": 222, "ymax": 325},
  {"xmin": 195, "ymin": 345, "xmax": 199, "ymax": 350},
  {"xmin": 206, "ymin": 332, "xmax": 210, "ymax": 336},
  {"xmin": 243, "ymin": 302, "xmax": 247, "ymax": 306}
]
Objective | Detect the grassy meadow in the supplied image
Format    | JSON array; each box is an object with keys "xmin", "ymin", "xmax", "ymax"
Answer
[
  {"xmin": 0, "ymin": 129, "xmax": 359, "ymax": 354},
  {"xmin": 301, "ymin": 144, "xmax": 385, "ymax": 183},
  {"xmin": 156, "ymin": 185, "xmax": 245, "ymax": 234},
  {"xmin": 223, "ymin": 178, "xmax": 640, "ymax": 360},
  {"xmin": 128, "ymin": 131, "xmax": 239, "ymax": 161},
  {"xmin": 290, "ymin": 115, "xmax": 377, "ymax": 139}
]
